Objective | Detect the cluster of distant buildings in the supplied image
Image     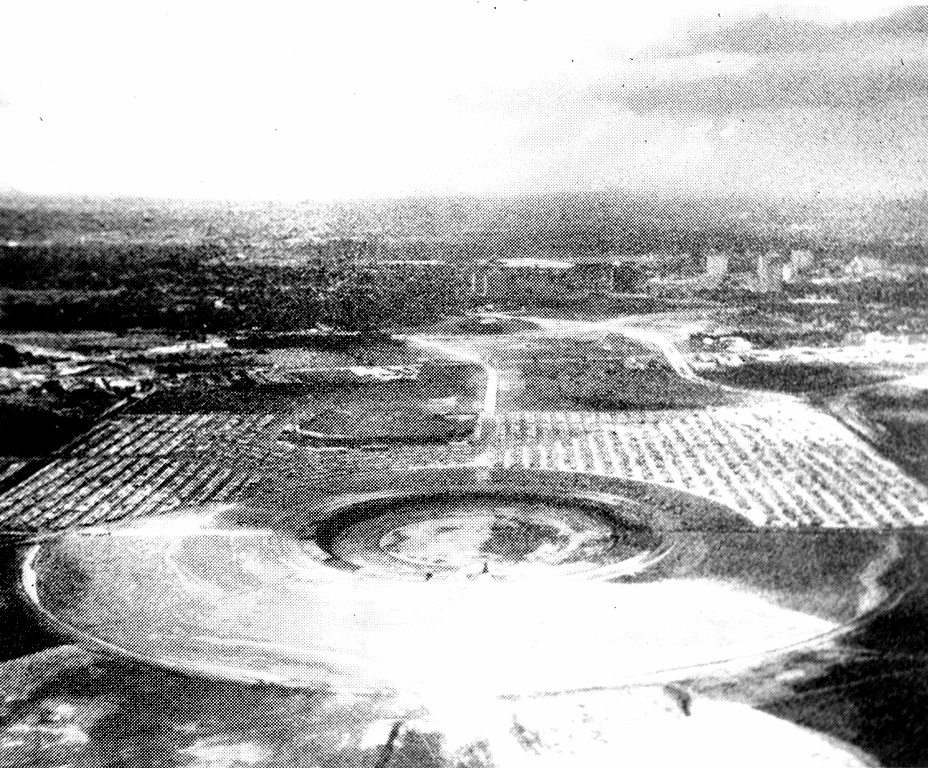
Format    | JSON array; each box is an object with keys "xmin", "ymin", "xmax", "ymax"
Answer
[
  {"xmin": 454, "ymin": 247, "xmax": 820, "ymax": 302},
  {"xmin": 711, "ymin": 248, "xmax": 816, "ymax": 294},
  {"xmin": 456, "ymin": 246, "xmax": 928, "ymax": 302}
]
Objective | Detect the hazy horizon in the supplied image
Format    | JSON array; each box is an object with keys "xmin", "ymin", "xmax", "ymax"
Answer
[{"xmin": 4, "ymin": 187, "xmax": 928, "ymax": 252}]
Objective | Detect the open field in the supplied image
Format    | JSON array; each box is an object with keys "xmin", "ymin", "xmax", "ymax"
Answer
[{"xmin": 426, "ymin": 331, "xmax": 736, "ymax": 412}]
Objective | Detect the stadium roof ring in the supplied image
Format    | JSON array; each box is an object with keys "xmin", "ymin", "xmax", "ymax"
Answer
[{"xmin": 22, "ymin": 467, "xmax": 801, "ymax": 694}]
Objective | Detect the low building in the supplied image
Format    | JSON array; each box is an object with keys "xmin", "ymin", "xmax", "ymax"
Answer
[
  {"xmin": 844, "ymin": 254, "xmax": 884, "ymax": 278},
  {"xmin": 789, "ymin": 249, "xmax": 814, "ymax": 273},
  {"xmin": 567, "ymin": 256, "xmax": 622, "ymax": 292},
  {"xmin": 705, "ymin": 251, "xmax": 730, "ymax": 278},
  {"xmin": 471, "ymin": 257, "xmax": 572, "ymax": 300},
  {"xmin": 842, "ymin": 254, "xmax": 922, "ymax": 281},
  {"xmin": 470, "ymin": 255, "xmax": 652, "ymax": 300},
  {"xmin": 645, "ymin": 251, "xmax": 727, "ymax": 296},
  {"xmin": 647, "ymin": 273, "xmax": 725, "ymax": 296}
]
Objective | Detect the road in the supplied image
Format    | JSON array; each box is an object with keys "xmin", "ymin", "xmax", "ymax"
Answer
[
  {"xmin": 529, "ymin": 316, "xmax": 700, "ymax": 381},
  {"xmin": 404, "ymin": 335, "xmax": 499, "ymax": 416},
  {"xmin": 412, "ymin": 313, "xmax": 727, "ymax": 417}
]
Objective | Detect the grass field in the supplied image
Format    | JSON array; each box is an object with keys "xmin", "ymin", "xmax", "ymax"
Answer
[{"xmin": 437, "ymin": 332, "xmax": 734, "ymax": 411}]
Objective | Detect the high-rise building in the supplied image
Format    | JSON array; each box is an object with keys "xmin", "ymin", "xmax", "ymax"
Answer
[{"xmin": 757, "ymin": 251, "xmax": 784, "ymax": 293}]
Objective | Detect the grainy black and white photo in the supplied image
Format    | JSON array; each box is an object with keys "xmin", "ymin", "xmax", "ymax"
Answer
[{"xmin": 2, "ymin": 3, "xmax": 928, "ymax": 766}]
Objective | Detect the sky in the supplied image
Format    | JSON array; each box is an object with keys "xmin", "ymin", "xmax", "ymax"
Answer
[{"xmin": 1, "ymin": 2, "xmax": 926, "ymax": 202}]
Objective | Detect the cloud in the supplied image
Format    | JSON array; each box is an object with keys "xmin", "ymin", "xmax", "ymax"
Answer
[
  {"xmin": 685, "ymin": 7, "xmax": 928, "ymax": 56},
  {"xmin": 865, "ymin": 6, "xmax": 928, "ymax": 37},
  {"xmin": 718, "ymin": 121, "xmax": 738, "ymax": 139},
  {"xmin": 595, "ymin": 8, "xmax": 928, "ymax": 114}
]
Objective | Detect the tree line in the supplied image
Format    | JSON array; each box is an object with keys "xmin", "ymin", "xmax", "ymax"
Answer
[{"xmin": 0, "ymin": 241, "xmax": 468, "ymax": 334}]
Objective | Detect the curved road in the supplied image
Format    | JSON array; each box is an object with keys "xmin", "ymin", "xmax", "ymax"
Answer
[
  {"xmin": 410, "ymin": 313, "xmax": 731, "ymax": 420},
  {"xmin": 526, "ymin": 316, "xmax": 700, "ymax": 381},
  {"xmin": 410, "ymin": 314, "xmax": 708, "ymax": 422},
  {"xmin": 404, "ymin": 335, "xmax": 499, "ymax": 416}
]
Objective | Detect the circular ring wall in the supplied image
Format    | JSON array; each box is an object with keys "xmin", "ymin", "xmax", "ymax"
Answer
[{"xmin": 21, "ymin": 467, "xmax": 906, "ymax": 696}]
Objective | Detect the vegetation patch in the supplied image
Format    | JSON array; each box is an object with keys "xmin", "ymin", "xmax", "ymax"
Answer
[
  {"xmin": 127, "ymin": 362, "xmax": 484, "ymax": 415},
  {"xmin": 499, "ymin": 335, "xmax": 733, "ymax": 410},
  {"xmin": 0, "ymin": 390, "xmax": 118, "ymax": 457},
  {"xmin": 702, "ymin": 361, "xmax": 891, "ymax": 396},
  {"xmin": 853, "ymin": 384, "xmax": 928, "ymax": 484}
]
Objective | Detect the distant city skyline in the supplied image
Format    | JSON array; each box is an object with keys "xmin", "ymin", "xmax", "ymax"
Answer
[{"xmin": 1, "ymin": 3, "xmax": 926, "ymax": 202}]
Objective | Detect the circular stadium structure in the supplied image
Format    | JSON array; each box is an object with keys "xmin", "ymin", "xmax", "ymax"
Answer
[{"xmin": 21, "ymin": 466, "xmax": 925, "ymax": 702}]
